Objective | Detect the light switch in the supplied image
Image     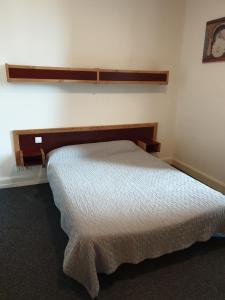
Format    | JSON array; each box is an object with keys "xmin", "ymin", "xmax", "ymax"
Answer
[{"xmin": 35, "ymin": 136, "xmax": 42, "ymax": 144}]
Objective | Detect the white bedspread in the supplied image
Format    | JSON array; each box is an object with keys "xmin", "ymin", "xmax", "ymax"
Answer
[{"xmin": 47, "ymin": 140, "xmax": 225, "ymax": 298}]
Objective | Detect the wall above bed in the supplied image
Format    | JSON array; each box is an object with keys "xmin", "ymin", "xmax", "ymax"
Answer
[{"xmin": 0, "ymin": 0, "xmax": 185, "ymax": 188}]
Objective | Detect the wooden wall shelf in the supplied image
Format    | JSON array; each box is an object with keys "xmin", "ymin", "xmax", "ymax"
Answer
[
  {"xmin": 6, "ymin": 64, "xmax": 169, "ymax": 85},
  {"xmin": 6, "ymin": 64, "xmax": 97, "ymax": 83},
  {"xmin": 98, "ymin": 69, "xmax": 168, "ymax": 84}
]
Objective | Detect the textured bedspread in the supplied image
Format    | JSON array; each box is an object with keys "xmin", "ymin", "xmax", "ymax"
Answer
[{"xmin": 47, "ymin": 141, "xmax": 225, "ymax": 298}]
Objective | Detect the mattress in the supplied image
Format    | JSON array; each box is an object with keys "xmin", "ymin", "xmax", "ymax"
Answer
[{"xmin": 47, "ymin": 140, "xmax": 225, "ymax": 298}]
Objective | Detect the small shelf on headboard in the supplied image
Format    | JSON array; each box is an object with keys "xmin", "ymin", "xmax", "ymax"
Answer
[
  {"xmin": 137, "ymin": 139, "xmax": 161, "ymax": 153},
  {"xmin": 6, "ymin": 64, "xmax": 169, "ymax": 85},
  {"xmin": 20, "ymin": 148, "xmax": 46, "ymax": 167}
]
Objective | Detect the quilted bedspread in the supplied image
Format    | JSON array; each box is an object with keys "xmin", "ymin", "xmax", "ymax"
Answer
[{"xmin": 47, "ymin": 140, "xmax": 225, "ymax": 298}]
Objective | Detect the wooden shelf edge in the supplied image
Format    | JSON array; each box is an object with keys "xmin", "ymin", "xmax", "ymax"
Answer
[
  {"xmin": 7, "ymin": 78, "xmax": 98, "ymax": 84},
  {"xmin": 5, "ymin": 63, "xmax": 97, "ymax": 72},
  {"xmin": 98, "ymin": 80, "xmax": 168, "ymax": 85},
  {"xmin": 13, "ymin": 122, "xmax": 158, "ymax": 135}
]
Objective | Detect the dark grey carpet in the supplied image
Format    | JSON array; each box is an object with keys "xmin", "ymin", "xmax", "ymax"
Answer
[{"xmin": 1, "ymin": 184, "xmax": 225, "ymax": 300}]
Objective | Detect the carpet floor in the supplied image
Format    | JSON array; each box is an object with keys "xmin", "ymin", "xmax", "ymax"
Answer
[{"xmin": 1, "ymin": 183, "xmax": 225, "ymax": 300}]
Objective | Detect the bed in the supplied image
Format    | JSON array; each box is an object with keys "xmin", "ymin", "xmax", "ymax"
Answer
[{"xmin": 47, "ymin": 140, "xmax": 225, "ymax": 298}]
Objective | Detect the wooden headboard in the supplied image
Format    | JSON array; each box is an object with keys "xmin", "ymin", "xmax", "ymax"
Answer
[{"xmin": 13, "ymin": 123, "xmax": 160, "ymax": 167}]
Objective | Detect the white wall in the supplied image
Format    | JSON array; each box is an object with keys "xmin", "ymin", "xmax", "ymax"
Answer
[
  {"xmin": 174, "ymin": 0, "xmax": 225, "ymax": 188},
  {"xmin": 0, "ymin": 0, "xmax": 185, "ymax": 187}
]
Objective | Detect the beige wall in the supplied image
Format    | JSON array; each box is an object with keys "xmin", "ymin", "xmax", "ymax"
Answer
[
  {"xmin": 0, "ymin": 0, "xmax": 185, "ymax": 186},
  {"xmin": 174, "ymin": 0, "xmax": 225, "ymax": 187}
]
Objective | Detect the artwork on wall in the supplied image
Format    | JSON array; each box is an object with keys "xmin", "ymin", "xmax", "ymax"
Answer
[{"xmin": 202, "ymin": 17, "xmax": 225, "ymax": 63}]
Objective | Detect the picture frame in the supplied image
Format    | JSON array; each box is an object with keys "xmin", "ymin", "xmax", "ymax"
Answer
[{"xmin": 202, "ymin": 17, "xmax": 225, "ymax": 63}]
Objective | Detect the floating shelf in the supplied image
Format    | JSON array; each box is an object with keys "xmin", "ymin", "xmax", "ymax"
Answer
[
  {"xmin": 6, "ymin": 64, "xmax": 97, "ymax": 83},
  {"xmin": 6, "ymin": 64, "xmax": 169, "ymax": 85},
  {"xmin": 98, "ymin": 69, "xmax": 168, "ymax": 84}
]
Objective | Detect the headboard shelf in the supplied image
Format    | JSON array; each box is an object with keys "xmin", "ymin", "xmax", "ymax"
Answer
[
  {"xmin": 13, "ymin": 123, "xmax": 161, "ymax": 167},
  {"xmin": 21, "ymin": 148, "xmax": 46, "ymax": 167},
  {"xmin": 137, "ymin": 139, "xmax": 161, "ymax": 153}
]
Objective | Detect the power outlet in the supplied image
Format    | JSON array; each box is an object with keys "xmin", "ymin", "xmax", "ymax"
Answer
[{"xmin": 35, "ymin": 136, "xmax": 42, "ymax": 144}]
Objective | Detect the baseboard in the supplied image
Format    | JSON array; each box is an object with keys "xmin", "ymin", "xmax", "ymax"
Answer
[
  {"xmin": 172, "ymin": 159, "xmax": 225, "ymax": 194},
  {"xmin": 0, "ymin": 174, "xmax": 48, "ymax": 189},
  {"xmin": 161, "ymin": 157, "xmax": 173, "ymax": 164}
]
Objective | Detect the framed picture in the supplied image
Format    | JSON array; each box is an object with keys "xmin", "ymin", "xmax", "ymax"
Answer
[{"xmin": 202, "ymin": 17, "xmax": 225, "ymax": 63}]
